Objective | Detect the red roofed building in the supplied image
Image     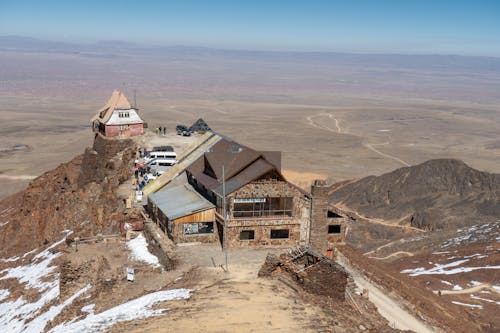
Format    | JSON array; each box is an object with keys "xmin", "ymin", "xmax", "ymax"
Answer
[{"xmin": 92, "ymin": 90, "xmax": 145, "ymax": 138}]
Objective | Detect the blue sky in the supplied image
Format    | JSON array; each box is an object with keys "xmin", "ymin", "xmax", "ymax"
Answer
[{"xmin": 0, "ymin": 0, "xmax": 499, "ymax": 55}]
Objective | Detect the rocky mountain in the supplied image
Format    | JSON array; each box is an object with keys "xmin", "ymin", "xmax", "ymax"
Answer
[
  {"xmin": 330, "ymin": 159, "xmax": 500, "ymax": 231},
  {"xmin": 0, "ymin": 135, "xmax": 137, "ymax": 257}
]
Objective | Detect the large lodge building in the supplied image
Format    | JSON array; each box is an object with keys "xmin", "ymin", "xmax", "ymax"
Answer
[{"xmin": 147, "ymin": 135, "xmax": 348, "ymax": 254}]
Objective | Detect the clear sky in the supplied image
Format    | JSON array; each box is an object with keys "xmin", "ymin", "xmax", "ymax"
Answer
[{"xmin": 0, "ymin": 0, "xmax": 499, "ymax": 56}]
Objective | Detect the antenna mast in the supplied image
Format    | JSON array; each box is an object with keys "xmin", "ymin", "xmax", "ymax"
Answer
[
  {"xmin": 134, "ymin": 89, "xmax": 137, "ymax": 108},
  {"xmin": 222, "ymin": 165, "xmax": 228, "ymax": 271}
]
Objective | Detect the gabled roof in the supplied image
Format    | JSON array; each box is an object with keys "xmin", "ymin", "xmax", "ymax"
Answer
[
  {"xmin": 204, "ymin": 139, "xmax": 262, "ymax": 181},
  {"xmin": 92, "ymin": 90, "xmax": 134, "ymax": 123},
  {"xmin": 212, "ymin": 158, "xmax": 276, "ymax": 196},
  {"xmin": 186, "ymin": 137, "xmax": 286, "ymax": 196},
  {"xmin": 189, "ymin": 118, "xmax": 211, "ymax": 132}
]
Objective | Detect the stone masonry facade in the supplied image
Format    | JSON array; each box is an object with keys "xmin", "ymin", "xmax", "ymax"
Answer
[
  {"xmin": 309, "ymin": 180, "xmax": 329, "ymax": 254},
  {"xmin": 224, "ymin": 180, "xmax": 311, "ymax": 248}
]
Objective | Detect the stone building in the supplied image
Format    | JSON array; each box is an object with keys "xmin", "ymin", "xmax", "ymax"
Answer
[
  {"xmin": 91, "ymin": 90, "xmax": 145, "ymax": 138},
  {"xmin": 185, "ymin": 137, "xmax": 311, "ymax": 248},
  {"xmin": 146, "ymin": 133, "xmax": 347, "ymax": 252}
]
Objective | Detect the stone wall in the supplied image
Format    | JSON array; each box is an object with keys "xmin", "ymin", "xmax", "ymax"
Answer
[
  {"xmin": 226, "ymin": 222, "xmax": 301, "ymax": 247},
  {"xmin": 326, "ymin": 217, "xmax": 347, "ymax": 246},
  {"xmin": 224, "ymin": 180, "xmax": 310, "ymax": 247},
  {"xmin": 259, "ymin": 247, "xmax": 349, "ymax": 300},
  {"xmin": 171, "ymin": 220, "xmax": 219, "ymax": 244},
  {"xmin": 310, "ymin": 180, "xmax": 329, "ymax": 254},
  {"xmin": 143, "ymin": 221, "xmax": 176, "ymax": 270}
]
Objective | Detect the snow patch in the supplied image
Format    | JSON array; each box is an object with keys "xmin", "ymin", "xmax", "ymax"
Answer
[
  {"xmin": 401, "ymin": 259, "xmax": 500, "ymax": 276},
  {"xmin": 48, "ymin": 289, "xmax": 192, "ymax": 333},
  {"xmin": 469, "ymin": 281, "xmax": 482, "ymax": 287},
  {"xmin": 127, "ymin": 234, "xmax": 160, "ymax": 268},
  {"xmin": 22, "ymin": 284, "xmax": 91, "ymax": 333},
  {"xmin": 451, "ymin": 301, "xmax": 483, "ymax": 309},
  {"xmin": 0, "ymin": 289, "xmax": 9, "ymax": 301},
  {"xmin": 452, "ymin": 285, "xmax": 463, "ymax": 291},
  {"xmin": 0, "ymin": 221, "xmax": 10, "ymax": 227},
  {"xmin": 470, "ymin": 294, "xmax": 500, "ymax": 305},
  {"xmin": 441, "ymin": 223, "xmax": 498, "ymax": 248},
  {"xmin": 432, "ymin": 251, "xmax": 450, "ymax": 255},
  {"xmin": 0, "ymin": 248, "xmax": 61, "ymax": 293},
  {"xmin": 81, "ymin": 304, "xmax": 95, "ymax": 314},
  {"xmin": 0, "ymin": 255, "xmax": 20, "ymax": 263},
  {"xmin": 0, "ymin": 232, "xmax": 73, "ymax": 332},
  {"xmin": 440, "ymin": 280, "xmax": 453, "ymax": 286}
]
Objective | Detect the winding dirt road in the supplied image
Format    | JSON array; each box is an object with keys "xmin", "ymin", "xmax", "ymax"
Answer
[
  {"xmin": 336, "ymin": 251, "xmax": 435, "ymax": 333},
  {"xmin": 306, "ymin": 112, "xmax": 411, "ymax": 167}
]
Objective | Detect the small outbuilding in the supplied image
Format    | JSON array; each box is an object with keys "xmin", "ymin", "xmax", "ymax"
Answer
[
  {"xmin": 92, "ymin": 90, "xmax": 145, "ymax": 138},
  {"xmin": 148, "ymin": 175, "xmax": 217, "ymax": 244},
  {"xmin": 189, "ymin": 118, "xmax": 211, "ymax": 133}
]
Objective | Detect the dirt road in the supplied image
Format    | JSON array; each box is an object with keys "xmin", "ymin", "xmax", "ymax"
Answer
[
  {"xmin": 110, "ymin": 246, "xmax": 338, "ymax": 333},
  {"xmin": 336, "ymin": 252, "xmax": 435, "ymax": 333}
]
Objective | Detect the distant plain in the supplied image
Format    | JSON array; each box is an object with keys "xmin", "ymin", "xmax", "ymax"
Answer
[{"xmin": 1, "ymin": 37, "xmax": 499, "ymax": 199}]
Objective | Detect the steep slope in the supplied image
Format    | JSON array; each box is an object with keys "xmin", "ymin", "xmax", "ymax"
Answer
[
  {"xmin": 0, "ymin": 135, "xmax": 136, "ymax": 257},
  {"xmin": 330, "ymin": 159, "xmax": 500, "ymax": 231}
]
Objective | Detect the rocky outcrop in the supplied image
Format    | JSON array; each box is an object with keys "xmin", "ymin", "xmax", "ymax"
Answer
[
  {"xmin": 0, "ymin": 134, "xmax": 136, "ymax": 256},
  {"xmin": 330, "ymin": 159, "xmax": 500, "ymax": 230}
]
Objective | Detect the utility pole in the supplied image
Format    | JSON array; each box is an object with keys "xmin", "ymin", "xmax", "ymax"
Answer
[{"xmin": 222, "ymin": 165, "xmax": 228, "ymax": 271}]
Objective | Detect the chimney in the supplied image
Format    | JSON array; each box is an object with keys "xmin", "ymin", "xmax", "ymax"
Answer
[{"xmin": 309, "ymin": 179, "xmax": 329, "ymax": 254}]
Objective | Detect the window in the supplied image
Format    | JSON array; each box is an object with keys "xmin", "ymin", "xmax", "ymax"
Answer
[
  {"xmin": 328, "ymin": 225, "xmax": 341, "ymax": 234},
  {"xmin": 233, "ymin": 197, "xmax": 293, "ymax": 218},
  {"xmin": 239, "ymin": 230, "xmax": 255, "ymax": 240},
  {"xmin": 118, "ymin": 111, "xmax": 130, "ymax": 118},
  {"xmin": 183, "ymin": 222, "xmax": 214, "ymax": 235},
  {"xmin": 328, "ymin": 210, "xmax": 342, "ymax": 218},
  {"xmin": 270, "ymin": 229, "xmax": 289, "ymax": 239}
]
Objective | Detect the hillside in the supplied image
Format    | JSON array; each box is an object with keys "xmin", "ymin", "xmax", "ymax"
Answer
[
  {"xmin": 329, "ymin": 159, "xmax": 500, "ymax": 330},
  {"xmin": 330, "ymin": 159, "xmax": 500, "ymax": 231},
  {"xmin": 0, "ymin": 135, "xmax": 137, "ymax": 257}
]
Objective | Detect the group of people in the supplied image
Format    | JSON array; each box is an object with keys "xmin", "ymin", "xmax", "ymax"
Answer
[
  {"xmin": 133, "ymin": 146, "xmax": 154, "ymax": 192},
  {"xmin": 155, "ymin": 126, "xmax": 167, "ymax": 135}
]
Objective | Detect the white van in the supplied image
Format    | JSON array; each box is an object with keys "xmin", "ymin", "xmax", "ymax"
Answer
[
  {"xmin": 144, "ymin": 151, "xmax": 177, "ymax": 164},
  {"xmin": 147, "ymin": 158, "xmax": 177, "ymax": 172}
]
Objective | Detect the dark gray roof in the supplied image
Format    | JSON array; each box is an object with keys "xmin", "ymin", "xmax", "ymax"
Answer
[
  {"xmin": 149, "ymin": 182, "xmax": 214, "ymax": 220},
  {"xmin": 189, "ymin": 118, "xmax": 211, "ymax": 132}
]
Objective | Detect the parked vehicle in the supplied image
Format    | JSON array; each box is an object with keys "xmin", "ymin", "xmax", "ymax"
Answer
[
  {"xmin": 147, "ymin": 158, "xmax": 176, "ymax": 172},
  {"xmin": 152, "ymin": 145, "xmax": 174, "ymax": 152},
  {"xmin": 144, "ymin": 170, "xmax": 162, "ymax": 183},
  {"xmin": 176, "ymin": 125, "xmax": 192, "ymax": 136},
  {"xmin": 144, "ymin": 150, "xmax": 177, "ymax": 164}
]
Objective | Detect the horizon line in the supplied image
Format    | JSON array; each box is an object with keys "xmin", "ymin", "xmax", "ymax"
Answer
[{"xmin": 2, "ymin": 34, "xmax": 500, "ymax": 59}]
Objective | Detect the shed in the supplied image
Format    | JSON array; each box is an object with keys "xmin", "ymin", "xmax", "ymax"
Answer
[{"xmin": 148, "ymin": 179, "xmax": 217, "ymax": 243}]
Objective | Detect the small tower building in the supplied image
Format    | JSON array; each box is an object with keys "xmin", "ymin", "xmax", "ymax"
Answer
[{"xmin": 91, "ymin": 90, "xmax": 145, "ymax": 138}]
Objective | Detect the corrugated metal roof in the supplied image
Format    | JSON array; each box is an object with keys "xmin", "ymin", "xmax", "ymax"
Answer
[{"xmin": 149, "ymin": 182, "xmax": 214, "ymax": 221}]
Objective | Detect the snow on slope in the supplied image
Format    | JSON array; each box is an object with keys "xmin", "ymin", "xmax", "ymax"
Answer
[
  {"xmin": 400, "ymin": 259, "xmax": 500, "ymax": 276},
  {"xmin": 0, "ymin": 232, "xmax": 89, "ymax": 333},
  {"xmin": 127, "ymin": 233, "xmax": 160, "ymax": 267},
  {"xmin": 48, "ymin": 288, "xmax": 192, "ymax": 333}
]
